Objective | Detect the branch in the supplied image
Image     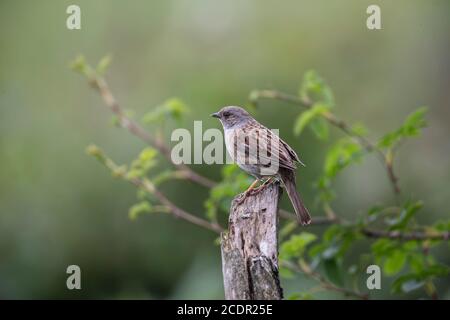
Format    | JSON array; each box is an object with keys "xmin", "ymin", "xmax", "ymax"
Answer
[
  {"xmin": 283, "ymin": 260, "xmax": 368, "ymax": 300},
  {"xmin": 361, "ymin": 228, "xmax": 450, "ymax": 241},
  {"xmin": 252, "ymin": 89, "xmax": 401, "ymax": 195},
  {"xmin": 139, "ymin": 180, "xmax": 223, "ymax": 234},
  {"xmin": 87, "ymin": 145, "xmax": 224, "ymax": 234},
  {"xmin": 279, "ymin": 207, "xmax": 450, "ymax": 241},
  {"xmin": 73, "ymin": 58, "xmax": 215, "ymax": 189}
]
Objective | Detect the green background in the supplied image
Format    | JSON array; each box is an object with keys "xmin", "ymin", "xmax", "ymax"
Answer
[{"xmin": 0, "ymin": 0, "xmax": 449, "ymax": 299}]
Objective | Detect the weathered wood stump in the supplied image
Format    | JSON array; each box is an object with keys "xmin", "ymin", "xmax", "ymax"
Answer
[{"xmin": 221, "ymin": 181, "xmax": 283, "ymax": 300}]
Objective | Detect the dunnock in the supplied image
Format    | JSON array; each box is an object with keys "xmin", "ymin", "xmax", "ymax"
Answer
[{"xmin": 212, "ymin": 106, "xmax": 311, "ymax": 225}]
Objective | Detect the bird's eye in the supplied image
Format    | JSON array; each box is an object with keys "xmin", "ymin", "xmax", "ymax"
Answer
[{"xmin": 222, "ymin": 112, "xmax": 231, "ymax": 118}]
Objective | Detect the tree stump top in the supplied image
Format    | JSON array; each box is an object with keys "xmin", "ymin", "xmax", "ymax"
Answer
[{"xmin": 221, "ymin": 182, "xmax": 283, "ymax": 300}]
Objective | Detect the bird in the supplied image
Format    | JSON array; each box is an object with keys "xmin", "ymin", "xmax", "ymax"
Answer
[{"xmin": 212, "ymin": 106, "xmax": 311, "ymax": 225}]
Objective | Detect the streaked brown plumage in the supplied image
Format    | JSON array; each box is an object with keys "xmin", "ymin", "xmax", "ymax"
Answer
[{"xmin": 212, "ymin": 106, "xmax": 311, "ymax": 225}]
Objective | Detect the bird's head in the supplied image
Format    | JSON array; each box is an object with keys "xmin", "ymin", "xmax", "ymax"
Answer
[{"xmin": 211, "ymin": 106, "xmax": 252, "ymax": 129}]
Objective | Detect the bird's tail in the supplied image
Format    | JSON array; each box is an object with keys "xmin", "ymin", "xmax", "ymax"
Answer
[{"xmin": 280, "ymin": 169, "xmax": 311, "ymax": 226}]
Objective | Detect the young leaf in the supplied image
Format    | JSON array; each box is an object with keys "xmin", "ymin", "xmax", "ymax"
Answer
[
  {"xmin": 324, "ymin": 138, "xmax": 363, "ymax": 178},
  {"xmin": 299, "ymin": 70, "xmax": 334, "ymax": 107},
  {"xmin": 96, "ymin": 54, "xmax": 113, "ymax": 75},
  {"xmin": 350, "ymin": 123, "xmax": 369, "ymax": 137},
  {"xmin": 378, "ymin": 107, "xmax": 428, "ymax": 149},
  {"xmin": 127, "ymin": 147, "xmax": 158, "ymax": 179},
  {"xmin": 310, "ymin": 117, "xmax": 329, "ymax": 141},
  {"xmin": 279, "ymin": 266, "xmax": 295, "ymax": 279},
  {"xmin": 384, "ymin": 250, "xmax": 407, "ymax": 276},
  {"xmin": 323, "ymin": 258, "xmax": 343, "ymax": 286},
  {"xmin": 70, "ymin": 55, "xmax": 91, "ymax": 77},
  {"xmin": 204, "ymin": 164, "xmax": 251, "ymax": 221},
  {"xmin": 293, "ymin": 103, "xmax": 329, "ymax": 136},
  {"xmin": 372, "ymin": 239, "xmax": 396, "ymax": 262},
  {"xmin": 287, "ymin": 292, "xmax": 314, "ymax": 300},
  {"xmin": 128, "ymin": 201, "xmax": 152, "ymax": 220},
  {"xmin": 280, "ymin": 233, "xmax": 317, "ymax": 260},
  {"xmin": 143, "ymin": 98, "xmax": 189, "ymax": 124},
  {"xmin": 402, "ymin": 107, "xmax": 428, "ymax": 136},
  {"xmin": 386, "ymin": 201, "xmax": 423, "ymax": 230},
  {"xmin": 392, "ymin": 274, "xmax": 424, "ymax": 294}
]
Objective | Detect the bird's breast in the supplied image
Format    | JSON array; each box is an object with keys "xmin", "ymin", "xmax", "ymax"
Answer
[{"xmin": 224, "ymin": 128, "xmax": 236, "ymax": 162}]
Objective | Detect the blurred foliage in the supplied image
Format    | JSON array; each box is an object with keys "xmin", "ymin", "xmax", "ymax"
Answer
[
  {"xmin": 204, "ymin": 164, "xmax": 251, "ymax": 222},
  {"xmin": 1, "ymin": 0, "xmax": 450, "ymax": 300},
  {"xmin": 272, "ymin": 72, "xmax": 449, "ymax": 299},
  {"xmin": 143, "ymin": 98, "xmax": 190, "ymax": 126},
  {"xmin": 378, "ymin": 107, "xmax": 428, "ymax": 148},
  {"xmin": 81, "ymin": 56, "xmax": 449, "ymax": 299}
]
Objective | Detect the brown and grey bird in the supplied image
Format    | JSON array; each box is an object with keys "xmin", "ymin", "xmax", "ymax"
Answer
[{"xmin": 212, "ymin": 106, "xmax": 311, "ymax": 225}]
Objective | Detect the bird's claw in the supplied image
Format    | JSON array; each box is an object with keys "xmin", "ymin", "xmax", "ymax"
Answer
[
  {"xmin": 235, "ymin": 191, "xmax": 250, "ymax": 205},
  {"xmin": 235, "ymin": 178, "xmax": 275, "ymax": 205}
]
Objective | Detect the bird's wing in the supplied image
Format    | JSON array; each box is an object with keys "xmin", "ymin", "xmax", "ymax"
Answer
[
  {"xmin": 279, "ymin": 137, "xmax": 306, "ymax": 167},
  {"xmin": 230, "ymin": 123, "xmax": 297, "ymax": 171}
]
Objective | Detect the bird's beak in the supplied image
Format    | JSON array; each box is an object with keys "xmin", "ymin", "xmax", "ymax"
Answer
[{"xmin": 211, "ymin": 112, "xmax": 220, "ymax": 119}]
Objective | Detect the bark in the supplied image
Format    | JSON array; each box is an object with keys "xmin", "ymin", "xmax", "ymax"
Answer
[{"xmin": 221, "ymin": 181, "xmax": 283, "ymax": 300}]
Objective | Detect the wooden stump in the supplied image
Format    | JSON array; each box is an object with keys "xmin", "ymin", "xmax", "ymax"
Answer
[{"xmin": 221, "ymin": 181, "xmax": 283, "ymax": 300}]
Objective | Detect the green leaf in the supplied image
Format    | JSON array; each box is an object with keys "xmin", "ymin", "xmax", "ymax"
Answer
[
  {"xmin": 409, "ymin": 253, "xmax": 425, "ymax": 273},
  {"xmin": 293, "ymin": 103, "xmax": 329, "ymax": 136},
  {"xmin": 299, "ymin": 70, "xmax": 334, "ymax": 107},
  {"xmin": 366, "ymin": 205, "xmax": 385, "ymax": 222},
  {"xmin": 402, "ymin": 107, "xmax": 428, "ymax": 136},
  {"xmin": 378, "ymin": 107, "xmax": 428, "ymax": 149},
  {"xmin": 308, "ymin": 243, "xmax": 327, "ymax": 258},
  {"xmin": 384, "ymin": 250, "xmax": 407, "ymax": 276},
  {"xmin": 324, "ymin": 138, "xmax": 363, "ymax": 178},
  {"xmin": 323, "ymin": 225, "xmax": 342, "ymax": 242},
  {"xmin": 280, "ymin": 233, "xmax": 317, "ymax": 260},
  {"xmin": 310, "ymin": 117, "xmax": 329, "ymax": 141},
  {"xmin": 323, "ymin": 258, "xmax": 343, "ymax": 286},
  {"xmin": 400, "ymin": 279, "xmax": 425, "ymax": 293},
  {"xmin": 419, "ymin": 264, "xmax": 450, "ymax": 278},
  {"xmin": 433, "ymin": 219, "xmax": 450, "ymax": 231},
  {"xmin": 287, "ymin": 292, "xmax": 314, "ymax": 300},
  {"xmin": 350, "ymin": 123, "xmax": 369, "ymax": 137},
  {"xmin": 386, "ymin": 201, "xmax": 423, "ymax": 230},
  {"xmin": 392, "ymin": 274, "xmax": 425, "ymax": 293},
  {"xmin": 377, "ymin": 131, "xmax": 401, "ymax": 149},
  {"xmin": 322, "ymin": 245, "xmax": 339, "ymax": 260},
  {"xmin": 127, "ymin": 147, "xmax": 158, "ymax": 179},
  {"xmin": 70, "ymin": 55, "xmax": 91, "ymax": 77},
  {"xmin": 372, "ymin": 239, "xmax": 397, "ymax": 263},
  {"xmin": 279, "ymin": 266, "xmax": 295, "ymax": 279},
  {"xmin": 348, "ymin": 265, "xmax": 358, "ymax": 275},
  {"xmin": 204, "ymin": 164, "xmax": 251, "ymax": 221},
  {"xmin": 152, "ymin": 170, "xmax": 175, "ymax": 185},
  {"xmin": 128, "ymin": 201, "xmax": 152, "ymax": 220},
  {"xmin": 143, "ymin": 98, "xmax": 190, "ymax": 124},
  {"xmin": 96, "ymin": 54, "xmax": 112, "ymax": 75}
]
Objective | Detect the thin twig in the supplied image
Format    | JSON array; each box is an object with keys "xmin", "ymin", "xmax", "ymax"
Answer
[
  {"xmin": 253, "ymin": 89, "xmax": 401, "ymax": 195},
  {"xmin": 361, "ymin": 228, "xmax": 450, "ymax": 241},
  {"xmin": 88, "ymin": 75, "xmax": 216, "ymax": 189},
  {"xmin": 81, "ymin": 69, "xmax": 447, "ymax": 240},
  {"xmin": 89, "ymin": 147, "xmax": 224, "ymax": 234},
  {"xmin": 283, "ymin": 260, "xmax": 369, "ymax": 300},
  {"xmin": 138, "ymin": 179, "xmax": 224, "ymax": 234},
  {"xmin": 279, "ymin": 206, "xmax": 450, "ymax": 241}
]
